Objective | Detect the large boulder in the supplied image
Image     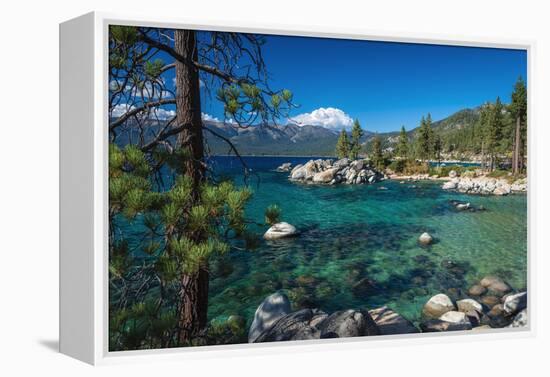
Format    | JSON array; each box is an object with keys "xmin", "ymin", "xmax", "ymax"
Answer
[
  {"xmin": 457, "ymin": 298, "xmax": 483, "ymax": 314},
  {"xmin": 248, "ymin": 292, "xmax": 291, "ymax": 343},
  {"xmin": 422, "ymin": 293, "xmax": 456, "ymax": 319},
  {"xmin": 253, "ymin": 308, "xmax": 328, "ymax": 342},
  {"xmin": 503, "ymin": 292, "xmax": 527, "ymax": 316},
  {"xmin": 263, "ymin": 222, "xmax": 298, "ymax": 240},
  {"xmin": 493, "ymin": 185, "xmax": 511, "ymax": 196},
  {"xmin": 312, "ymin": 168, "xmax": 339, "ymax": 183},
  {"xmin": 479, "ymin": 276, "xmax": 512, "ymax": 296},
  {"xmin": 483, "ymin": 304, "xmax": 512, "ymax": 328},
  {"xmin": 439, "ymin": 311, "xmax": 472, "ymax": 328},
  {"xmin": 333, "ymin": 158, "xmax": 350, "ymax": 169},
  {"xmin": 368, "ymin": 306, "xmax": 419, "ymax": 335},
  {"xmin": 442, "ymin": 179, "xmax": 458, "ymax": 190},
  {"xmin": 418, "ymin": 232, "xmax": 434, "ymax": 245},
  {"xmin": 290, "ymin": 160, "xmax": 318, "ymax": 181},
  {"xmin": 448, "ymin": 170, "xmax": 458, "ymax": 178},
  {"xmin": 318, "ymin": 309, "xmax": 380, "ymax": 339},
  {"xmin": 508, "ymin": 309, "xmax": 528, "ymax": 328}
]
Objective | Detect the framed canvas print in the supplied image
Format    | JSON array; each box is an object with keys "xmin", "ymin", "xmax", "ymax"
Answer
[{"xmin": 60, "ymin": 12, "xmax": 532, "ymax": 365}]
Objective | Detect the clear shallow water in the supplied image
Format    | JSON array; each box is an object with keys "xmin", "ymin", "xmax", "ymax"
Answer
[{"xmin": 207, "ymin": 156, "xmax": 527, "ymax": 327}]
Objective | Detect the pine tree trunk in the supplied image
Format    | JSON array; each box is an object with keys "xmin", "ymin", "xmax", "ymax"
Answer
[
  {"xmin": 173, "ymin": 29, "xmax": 209, "ymax": 344},
  {"xmin": 512, "ymin": 116, "xmax": 521, "ymax": 175}
]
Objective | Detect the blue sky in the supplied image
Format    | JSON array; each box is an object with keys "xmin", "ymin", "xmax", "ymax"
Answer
[
  {"xmin": 199, "ymin": 35, "xmax": 526, "ymax": 133},
  {"xmin": 114, "ymin": 32, "xmax": 526, "ymax": 133}
]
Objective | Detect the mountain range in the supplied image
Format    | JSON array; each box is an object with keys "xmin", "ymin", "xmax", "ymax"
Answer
[{"xmin": 203, "ymin": 107, "xmax": 481, "ymax": 156}]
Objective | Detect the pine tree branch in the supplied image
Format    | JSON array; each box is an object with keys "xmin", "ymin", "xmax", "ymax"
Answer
[{"xmin": 110, "ymin": 98, "xmax": 177, "ymax": 130}]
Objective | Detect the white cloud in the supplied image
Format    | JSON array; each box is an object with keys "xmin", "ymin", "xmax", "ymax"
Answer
[
  {"xmin": 201, "ymin": 112, "xmax": 220, "ymax": 122},
  {"xmin": 290, "ymin": 107, "xmax": 354, "ymax": 131},
  {"xmin": 151, "ymin": 108, "xmax": 176, "ymax": 120},
  {"xmin": 110, "ymin": 103, "xmax": 175, "ymax": 120},
  {"xmin": 111, "ymin": 103, "xmax": 135, "ymax": 117}
]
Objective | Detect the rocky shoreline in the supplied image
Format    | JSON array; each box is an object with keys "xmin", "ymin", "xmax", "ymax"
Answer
[
  {"xmin": 276, "ymin": 160, "xmax": 527, "ymax": 196},
  {"xmin": 246, "ymin": 275, "xmax": 527, "ymax": 343},
  {"xmin": 442, "ymin": 176, "xmax": 527, "ymax": 196}
]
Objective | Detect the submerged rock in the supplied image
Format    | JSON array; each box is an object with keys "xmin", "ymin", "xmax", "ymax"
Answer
[
  {"xmin": 479, "ymin": 276, "xmax": 512, "ymax": 296},
  {"xmin": 418, "ymin": 232, "xmax": 434, "ymax": 245},
  {"xmin": 248, "ymin": 292, "xmax": 291, "ymax": 343},
  {"xmin": 468, "ymin": 284, "xmax": 487, "ymax": 297},
  {"xmin": 368, "ymin": 306, "xmax": 419, "ymax": 335},
  {"xmin": 422, "ymin": 293, "xmax": 456, "ymax": 319},
  {"xmin": 263, "ymin": 222, "xmax": 298, "ymax": 240},
  {"xmin": 456, "ymin": 202, "xmax": 471, "ymax": 211},
  {"xmin": 351, "ymin": 277, "xmax": 378, "ymax": 298},
  {"xmin": 318, "ymin": 309, "xmax": 380, "ymax": 339},
  {"xmin": 480, "ymin": 295, "xmax": 500, "ymax": 307}
]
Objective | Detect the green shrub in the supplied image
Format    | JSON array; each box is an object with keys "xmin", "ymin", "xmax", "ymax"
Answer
[
  {"xmin": 264, "ymin": 204, "xmax": 281, "ymax": 226},
  {"xmin": 403, "ymin": 161, "xmax": 429, "ymax": 175}
]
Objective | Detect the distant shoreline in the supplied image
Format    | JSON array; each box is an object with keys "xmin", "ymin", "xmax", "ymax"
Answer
[{"xmin": 210, "ymin": 155, "xmax": 481, "ymax": 165}]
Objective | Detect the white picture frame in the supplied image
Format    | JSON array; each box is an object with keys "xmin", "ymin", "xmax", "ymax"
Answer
[{"xmin": 59, "ymin": 11, "xmax": 535, "ymax": 365}]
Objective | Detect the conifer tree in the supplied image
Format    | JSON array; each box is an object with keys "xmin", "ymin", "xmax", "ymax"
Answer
[
  {"xmin": 349, "ymin": 119, "xmax": 364, "ymax": 160},
  {"xmin": 336, "ymin": 130, "xmax": 350, "ymax": 159},
  {"xmin": 108, "ymin": 26, "xmax": 294, "ymax": 348},
  {"xmin": 484, "ymin": 97, "xmax": 505, "ymax": 171},
  {"xmin": 396, "ymin": 126, "xmax": 409, "ymax": 158},
  {"xmin": 416, "ymin": 115, "xmax": 432, "ymax": 161},
  {"xmin": 371, "ymin": 134, "xmax": 384, "ymax": 169},
  {"xmin": 510, "ymin": 76, "xmax": 527, "ymax": 174},
  {"xmin": 433, "ymin": 134, "xmax": 443, "ymax": 165}
]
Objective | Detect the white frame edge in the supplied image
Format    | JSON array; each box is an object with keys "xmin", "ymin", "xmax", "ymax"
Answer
[{"xmin": 59, "ymin": 11, "xmax": 536, "ymax": 365}]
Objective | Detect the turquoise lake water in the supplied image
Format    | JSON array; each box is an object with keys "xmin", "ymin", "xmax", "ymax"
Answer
[{"xmin": 206, "ymin": 156, "xmax": 527, "ymax": 327}]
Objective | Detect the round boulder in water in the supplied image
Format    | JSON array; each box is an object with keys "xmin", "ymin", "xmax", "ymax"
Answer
[
  {"xmin": 418, "ymin": 232, "xmax": 434, "ymax": 245},
  {"xmin": 264, "ymin": 222, "xmax": 298, "ymax": 240},
  {"xmin": 422, "ymin": 293, "xmax": 455, "ymax": 319}
]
